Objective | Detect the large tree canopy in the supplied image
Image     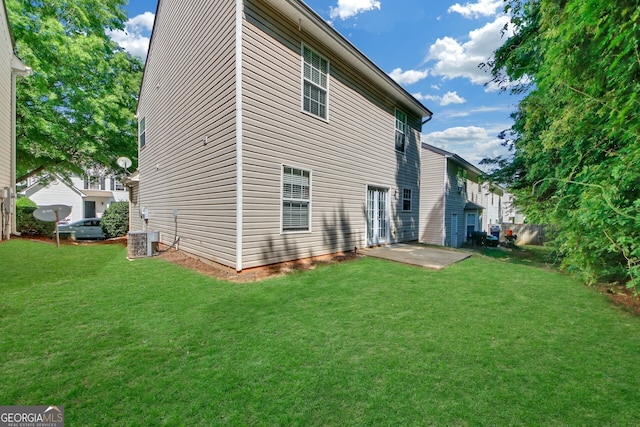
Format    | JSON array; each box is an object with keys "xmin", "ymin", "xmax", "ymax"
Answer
[
  {"xmin": 7, "ymin": 0, "xmax": 143, "ymax": 182},
  {"xmin": 488, "ymin": 0, "xmax": 640, "ymax": 288}
]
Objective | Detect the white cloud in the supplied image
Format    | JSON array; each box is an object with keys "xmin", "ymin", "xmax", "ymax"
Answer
[
  {"xmin": 413, "ymin": 91, "xmax": 466, "ymax": 106},
  {"xmin": 442, "ymin": 105, "xmax": 511, "ymax": 118},
  {"xmin": 422, "ymin": 125, "xmax": 510, "ymax": 167},
  {"xmin": 389, "ymin": 68, "xmax": 429, "ymax": 85},
  {"xmin": 126, "ymin": 12, "xmax": 155, "ymax": 33},
  {"xmin": 427, "ymin": 15, "xmax": 513, "ymax": 86},
  {"xmin": 329, "ymin": 0, "xmax": 381, "ymax": 20},
  {"xmin": 108, "ymin": 12, "xmax": 155, "ymax": 60},
  {"xmin": 448, "ymin": 0, "xmax": 503, "ymax": 19},
  {"xmin": 441, "ymin": 91, "xmax": 466, "ymax": 105}
]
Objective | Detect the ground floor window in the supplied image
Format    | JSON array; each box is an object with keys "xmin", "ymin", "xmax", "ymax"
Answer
[
  {"xmin": 402, "ymin": 188, "xmax": 412, "ymax": 211},
  {"xmin": 282, "ymin": 166, "xmax": 311, "ymax": 232}
]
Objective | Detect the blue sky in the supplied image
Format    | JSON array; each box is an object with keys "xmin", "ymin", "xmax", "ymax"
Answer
[{"xmin": 112, "ymin": 0, "xmax": 520, "ymax": 168}]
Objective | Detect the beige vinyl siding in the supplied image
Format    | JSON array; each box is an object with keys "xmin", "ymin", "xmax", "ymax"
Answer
[
  {"xmin": 419, "ymin": 149, "xmax": 446, "ymax": 246},
  {"xmin": 137, "ymin": 0, "xmax": 238, "ymax": 266},
  {"xmin": 240, "ymin": 0, "xmax": 422, "ymax": 268},
  {"xmin": 0, "ymin": 3, "xmax": 12, "ymax": 240}
]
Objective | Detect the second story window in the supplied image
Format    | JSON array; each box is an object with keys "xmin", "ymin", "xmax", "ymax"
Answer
[
  {"xmin": 302, "ymin": 45, "xmax": 329, "ymax": 120},
  {"xmin": 85, "ymin": 175, "xmax": 104, "ymax": 190},
  {"xmin": 395, "ymin": 109, "xmax": 407, "ymax": 153},
  {"xmin": 139, "ymin": 117, "xmax": 146, "ymax": 148}
]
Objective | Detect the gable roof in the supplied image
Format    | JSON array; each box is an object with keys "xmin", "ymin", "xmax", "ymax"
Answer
[
  {"xmin": 264, "ymin": 0, "xmax": 432, "ymax": 119},
  {"xmin": 139, "ymin": 0, "xmax": 433, "ymax": 120},
  {"xmin": 22, "ymin": 174, "xmax": 118, "ymax": 199},
  {"xmin": 422, "ymin": 143, "xmax": 483, "ymax": 177},
  {"xmin": 2, "ymin": 0, "xmax": 31, "ymax": 76}
]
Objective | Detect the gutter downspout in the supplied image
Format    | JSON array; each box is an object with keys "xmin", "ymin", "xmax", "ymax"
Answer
[
  {"xmin": 235, "ymin": 0, "xmax": 244, "ymax": 272},
  {"xmin": 443, "ymin": 158, "xmax": 448, "ymax": 246}
]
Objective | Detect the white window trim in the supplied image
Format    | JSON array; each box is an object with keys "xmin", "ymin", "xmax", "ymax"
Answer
[
  {"xmin": 395, "ymin": 108, "xmax": 407, "ymax": 154},
  {"xmin": 300, "ymin": 43, "xmax": 330, "ymax": 122},
  {"xmin": 139, "ymin": 117, "xmax": 146, "ymax": 148},
  {"xmin": 401, "ymin": 188, "xmax": 412, "ymax": 212},
  {"xmin": 281, "ymin": 164, "xmax": 313, "ymax": 234},
  {"xmin": 466, "ymin": 212, "xmax": 477, "ymax": 237}
]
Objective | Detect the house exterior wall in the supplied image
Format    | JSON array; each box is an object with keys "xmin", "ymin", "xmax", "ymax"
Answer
[
  {"xmin": 486, "ymin": 186, "xmax": 503, "ymax": 227},
  {"xmin": 24, "ymin": 176, "xmax": 129, "ymax": 223},
  {"xmin": 464, "ymin": 173, "xmax": 484, "ymax": 235},
  {"xmin": 136, "ymin": 0, "xmax": 239, "ymax": 268},
  {"xmin": 444, "ymin": 159, "xmax": 467, "ymax": 247},
  {"xmin": 137, "ymin": 0, "xmax": 429, "ymax": 270},
  {"xmin": 419, "ymin": 148, "xmax": 446, "ymax": 246},
  {"xmin": 421, "ymin": 142, "xmax": 507, "ymax": 247},
  {"xmin": 24, "ymin": 182, "xmax": 82, "ymax": 223},
  {"xmin": 0, "ymin": 1, "xmax": 12, "ymax": 239},
  {"xmin": 239, "ymin": 0, "xmax": 423, "ymax": 268}
]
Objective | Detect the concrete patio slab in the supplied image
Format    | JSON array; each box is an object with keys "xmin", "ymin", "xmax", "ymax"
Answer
[{"xmin": 361, "ymin": 243, "xmax": 471, "ymax": 270}]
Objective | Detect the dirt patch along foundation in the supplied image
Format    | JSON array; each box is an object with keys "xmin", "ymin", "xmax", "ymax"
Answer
[{"xmin": 155, "ymin": 246, "xmax": 361, "ymax": 283}]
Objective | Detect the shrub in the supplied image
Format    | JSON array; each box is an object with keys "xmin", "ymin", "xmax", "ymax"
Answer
[
  {"xmin": 16, "ymin": 197, "xmax": 36, "ymax": 208},
  {"xmin": 16, "ymin": 197, "xmax": 55, "ymax": 236},
  {"xmin": 101, "ymin": 201, "xmax": 129, "ymax": 238}
]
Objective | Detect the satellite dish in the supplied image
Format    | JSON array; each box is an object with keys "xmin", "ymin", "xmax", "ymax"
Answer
[
  {"xmin": 117, "ymin": 157, "xmax": 132, "ymax": 170},
  {"xmin": 33, "ymin": 204, "xmax": 72, "ymax": 222},
  {"xmin": 33, "ymin": 204, "xmax": 72, "ymax": 249}
]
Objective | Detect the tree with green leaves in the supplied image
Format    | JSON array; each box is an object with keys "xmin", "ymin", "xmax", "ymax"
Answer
[
  {"xmin": 487, "ymin": 0, "xmax": 640, "ymax": 290},
  {"xmin": 7, "ymin": 0, "xmax": 143, "ymax": 182}
]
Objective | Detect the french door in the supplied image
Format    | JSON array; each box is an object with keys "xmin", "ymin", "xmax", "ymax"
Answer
[{"xmin": 367, "ymin": 187, "xmax": 389, "ymax": 246}]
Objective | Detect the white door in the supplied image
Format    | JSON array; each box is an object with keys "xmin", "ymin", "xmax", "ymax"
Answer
[
  {"xmin": 451, "ymin": 213, "xmax": 458, "ymax": 247},
  {"xmin": 367, "ymin": 187, "xmax": 389, "ymax": 245}
]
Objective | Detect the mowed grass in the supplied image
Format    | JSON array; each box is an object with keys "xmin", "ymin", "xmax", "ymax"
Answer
[{"xmin": 1, "ymin": 239, "xmax": 639, "ymax": 426}]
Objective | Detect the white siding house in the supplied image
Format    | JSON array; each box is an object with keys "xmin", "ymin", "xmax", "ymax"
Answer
[
  {"xmin": 0, "ymin": 0, "xmax": 29, "ymax": 240},
  {"xmin": 135, "ymin": 0, "xmax": 433, "ymax": 271},
  {"xmin": 23, "ymin": 175, "xmax": 129, "ymax": 223},
  {"xmin": 419, "ymin": 143, "xmax": 503, "ymax": 247}
]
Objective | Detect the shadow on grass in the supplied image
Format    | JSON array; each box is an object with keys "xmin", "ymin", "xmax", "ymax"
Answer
[{"xmin": 474, "ymin": 245, "xmax": 561, "ymax": 269}]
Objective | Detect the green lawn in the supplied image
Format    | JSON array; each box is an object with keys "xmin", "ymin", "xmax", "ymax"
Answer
[{"xmin": 1, "ymin": 239, "xmax": 639, "ymax": 426}]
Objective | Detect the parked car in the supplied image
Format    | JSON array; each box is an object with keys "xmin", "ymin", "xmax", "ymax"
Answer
[{"xmin": 54, "ymin": 218, "xmax": 105, "ymax": 240}]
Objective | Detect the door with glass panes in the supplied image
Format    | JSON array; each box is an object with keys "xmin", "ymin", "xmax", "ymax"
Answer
[{"xmin": 366, "ymin": 187, "xmax": 389, "ymax": 245}]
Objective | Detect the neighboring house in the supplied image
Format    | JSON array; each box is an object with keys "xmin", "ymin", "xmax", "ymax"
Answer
[
  {"xmin": 502, "ymin": 191, "xmax": 525, "ymax": 224},
  {"xmin": 419, "ymin": 143, "xmax": 503, "ymax": 247},
  {"xmin": 23, "ymin": 174, "xmax": 129, "ymax": 223},
  {"xmin": 133, "ymin": 0, "xmax": 433, "ymax": 271},
  {"xmin": 0, "ymin": 0, "xmax": 30, "ymax": 240},
  {"xmin": 485, "ymin": 182, "xmax": 504, "ymax": 228}
]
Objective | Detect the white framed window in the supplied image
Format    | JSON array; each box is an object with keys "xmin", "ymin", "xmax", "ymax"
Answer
[
  {"xmin": 395, "ymin": 109, "xmax": 407, "ymax": 153},
  {"xmin": 114, "ymin": 180, "xmax": 125, "ymax": 191},
  {"xmin": 302, "ymin": 45, "xmax": 329, "ymax": 120},
  {"xmin": 139, "ymin": 117, "xmax": 146, "ymax": 148},
  {"xmin": 84, "ymin": 175, "xmax": 103, "ymax": 190},
  {"xmin": 402, "ymin": 188, "xmax": 412, "ymax": 212},
  {"xmin": 282, "ymin": 166, "xmax": 311, "ymax": 232},
  {"xmin": 456, "ymin": 168, "xmax": 467, "ymax": 193}
]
